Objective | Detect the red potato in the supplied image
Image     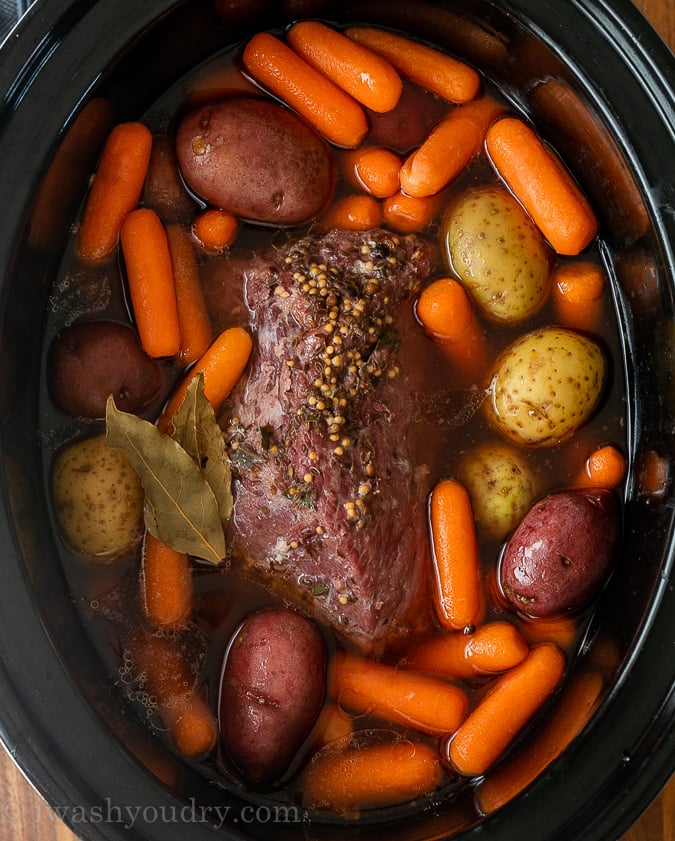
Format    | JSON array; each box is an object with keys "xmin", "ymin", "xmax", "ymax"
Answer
[
  {"xmin": 500, "ymin": 489, "xmax": 620, "ymax": 617},
  {"xmin": 219, "ymin": 608, "xmax": 327, "ymax": 783},
  {"xmin": 48, "ymin": 320, "xmax": 163, "ymax": 419},
  {"xmin": 175, "ymin": 96, "xmax": 335, "ymax": 226},
  {"xmin": 142, "ymin": 134, "xmax": 197, "ymax": 223}
]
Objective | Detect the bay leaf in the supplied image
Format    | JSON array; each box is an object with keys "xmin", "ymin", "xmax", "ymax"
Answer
[
  {"xmin": 105, "ymin": 395, "xmax": 225, "ymax": 564},
  {"xmin": 170, "ymin": 373, "xmax": 233, "ymax": 522}
]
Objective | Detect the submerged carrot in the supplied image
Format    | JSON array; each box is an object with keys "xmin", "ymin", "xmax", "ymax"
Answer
[
  {"xmin": 192, "ymin": 208, "xmax": 238, "ymax": 253},
  {"xmin": 573, "ymin": 443, "xmax": 627, "ymax": 490},
  {"xmin": 485, "ymin": 116, "xmax": 598, "ymax": 256},
  {"xmin": 400, "ymin": 96, "xmax": 503, "ymax": 197},
  {"xmin": 300, "ymin": 739, "xmax": 444, "ymax": 813},
  {"xmin": 429, "ymin": 479, "xmax": 483, "ymax": 631},
  {"xmin": 336, "ymin": 653, "xmax": 468, "ymax": 736},
  {"xmin": 131, "ymin": 632, "xmax": 217, "ymax": 759},
  {"xmin": 242, "ymin": 31, "xmax": 368, "ymax": 148},
  {"xmin": 553, "ymin": 261, "xmax": 606, "ymax": 330},
  {"xmin": 346, "ymin": 26, "xmax": 481, "ymax": 104},
  {"xmin": 416, "ymin": 277, "xmax": 490, "ymax": 383},
  {"xmin": 120, "ymin": 208, "xmax": 181, "ymax": 359},
  {"xmin": 287, "ymin": 20, "xmax": 402, "ymax": 113},
  {"xmin": 520, "ymin": 615, "xmax": 580, "ymax": 651},
  {"xmin": 476, "ymin": 669, "xmax": 603, "ymax": 813},
  {"xmin": 158, "ymin": 325, "xmax": 253, "ymax": 432},
  {"xmin": 448, "ymin": 643, "xmax": 566, "ymax": 777},
  {"xmin": 382, "ymin": 191, "xmax": 440, "ymax": 233},
  {"xmin": 142, "ymin": 533, "xmax": 193, "ymax": 630},
  {"xmin": 320, "ymin": 194, "xmax": 383, "ymax": 231},
  {"xmin": 166, "ymin": 224, "xmax": 213, "ymax": 365},
  {"xmin": 345, "ymin": 146, "xmax": 402, "ymax": 198},
  {"xmin": 314, "ymin": 703, "xmax": 354, "ymax": 748},
  {"xmin": 406, "ymin": 622, "xmax": 529, "ymax": 680},
  {"xmin": 77, "ymin": 121, "xmax": 153, "ymax": 264}
]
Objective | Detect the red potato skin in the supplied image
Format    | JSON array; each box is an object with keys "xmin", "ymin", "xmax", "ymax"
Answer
[
  {"xmin": 175, "ymin": 96, "xmax": 335, "ymax": 226},
  {"xmin": 500, "ymin": 489, "xmax": 620, "ymax": 618},
  {"xmin": 219, "ymin": 608, "xmax": 327, "ymax": 783},
  {"xmin": 48, "ymin": 320, "xmax": 162, "ymax": 419}
]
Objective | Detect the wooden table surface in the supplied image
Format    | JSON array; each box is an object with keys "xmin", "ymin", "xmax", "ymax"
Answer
[{"xmin": 0, "ymin": 0, "xmax": 673, "ymax": 839}]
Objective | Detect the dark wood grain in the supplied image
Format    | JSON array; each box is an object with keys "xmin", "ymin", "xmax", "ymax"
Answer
[{"xmin": 0, "ymin": 0, "xmax": 672, "ymax": 839}]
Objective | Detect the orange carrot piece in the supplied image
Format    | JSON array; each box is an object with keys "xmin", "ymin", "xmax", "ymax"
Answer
[
  {"xmin": 77, "ymin": 122, "xmax": 153, "ymax": 264},
  {"xmin": 166, "ymin": 224, "xmax": 213, "ymax": 365},
  {"xmin": 638, "ymin": 449, "xmax": 670, "ymax": 498},
  {"xmin": 120, "ymin": 208, "xmax": 181, "ymax": 359},
  {"xmin": 573, "ymin": 443, "xmax": 627, "ymax": 490},
  {"xmin": 429, "ymin": 479, "xmax": 483, "ymax": 631},
  {"xmin": 287, "ymin": 20, "xmax": 402, "ymax": 113},
  {"xmin": 553, "ymin": 261, "xmax": 606, "ymax": 330},
  {"xmin": 131, "ymin": 632, "xmax": 217, "ymax": 759},
  {"xmin": 448, "ymin": 643, "xmax": 566, "ymax": 777},
  {"xmin": 321, "ymin": 194, "xmax": 383, "ymax": 231},
  {"xmin": 382, "ymin": 191, "xmax": 440, "ymax": 233},
  {"xmin": 416, "ymin": 277, "xmax": 491, "ymax": 384},
  {"xmin": 346, "ymin": 26, "xmax": 481, "ymax": 104},
  {"xmin": 406, "ymin": 622, "xmax": 529, "ymax": 680},
  {"xmin": 314, "ymin": 703, "xmax": 354, "ymax": 748},
  {"xmin": 158, "ymin": 326, "xmax": 253, "ymax": 432},
  {"xmin": 336, "ymin": 653, "xmax": 468, "ymax": 736},
  {"xmin": 520, "ymin": 615, "xmax": 580, "ymax": 652},
  {"xmin": 476, "ymin": 669, "xmax": 603, "ymax": 814},
  {"xmin": 242, "ymin": 31, "xmax": 368, "ymax": 149},
  {"xmin": 400, "ymin": 96, "xmax": 503, "ymax": 197},
  {"xmin": 345, "ymin": 146, "xmax": 402, "ymax": 198},
  {"xmin": 192, "ymin": 208, "xmax": 238, "ymax": 253},
  {"xmin": 485, "ymin": 116, "xmax": 598, "ymax": 256},
  {"xmin": 142, "ymin": 533, "xmax": 193, "ymax": 630},
  {"xmin": 300, "ymin": 739, "xmax": 444, "ymax": 813}
]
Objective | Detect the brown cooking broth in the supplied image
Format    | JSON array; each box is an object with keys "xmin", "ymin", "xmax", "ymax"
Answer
[{"xmin": 39, "ymin": 19, "xmax": 626, "ymax": 819}]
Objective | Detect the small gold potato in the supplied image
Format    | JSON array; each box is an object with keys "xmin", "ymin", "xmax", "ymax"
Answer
[
  {"xmin": 444, "ymin": 186, "xmax": 552, "ymax": 324},
  {"xmin": 487, "ymin": 326, "xmax": 606, "ymax": 446},
  {"xmin": 52, "ymin": 432, "xmax": 144, "ymax": 562},
  {"xmin": 458, "ymin": 442, "xmax": 539, "ymax": 541}
]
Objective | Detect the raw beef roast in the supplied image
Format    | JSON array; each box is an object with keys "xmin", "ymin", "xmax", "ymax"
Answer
[{"xmin": 224, "ymin": 228, "xmax": 437, "ymax": 647}]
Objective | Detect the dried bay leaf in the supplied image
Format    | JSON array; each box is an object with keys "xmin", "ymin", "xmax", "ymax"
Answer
[
  {"xmin": 170, "ymin": 374, "xmax": 233, "ymax": 522},
  {"xmin": 105, "ymin": 396, "xmax": 225, "ymax": 564}
]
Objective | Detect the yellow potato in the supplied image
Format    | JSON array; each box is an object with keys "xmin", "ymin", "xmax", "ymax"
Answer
[
  {"xmin": 458, "ymin": 442, "xmax": 539, "ymax": 540},
  {"xmin": 487, "ymin": 326, "xmax": 606, "ymax": 446},
  {"xmin": 444, "ymin": 186, "xmax": 552, "ymax": 324},
  {"xmin": 52, "ymin": 432, "xmax": 144, "ymax": 562}
]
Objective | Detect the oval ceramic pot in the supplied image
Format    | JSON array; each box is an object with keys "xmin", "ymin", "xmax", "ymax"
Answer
[{"xmin": 0, "ymin": 1, "xmax": 672, "ymax": 840}]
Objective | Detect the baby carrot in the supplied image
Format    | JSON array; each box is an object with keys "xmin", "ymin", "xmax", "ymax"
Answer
[
  {"xmin": 382, "ymin": 191, "xmax": 440, "ymax": 233},
  {"xmin": 345, "ymin": 146, "xmax": 402, "ymax": 198},
  {"xmin": 158, "ymin": 326, "xmax": 253, "ymax": 431},
  {"xmin": 141, "ymin": 532, "xmax": 193, "ymax": 630},
  {"xmin": 314, "ymin": 703, "xmax": 354, "ymax": 748},
  {"xmin": 131, "ymin": 632, "xmax": 217, "ymax": 759},
  {"xmin": 485, "ymin": 116, "xmax": 598, "ymax": 256},
  {"xmin": 300, "ymin": 739, "xmax": 444, "ymax": 813},
  {"xmin": 429, "ymin": 479, "xmax": 483, "ymax": 631},
  {"xmin": 400, "ymin": 96, "xmax": 503, "ymax": 197},
  {"xmin": 242, "ymin": 31, "xmax": 368, "ymax": 149},
  {"xmin": 320, "ymin": 194, "xmax": 383, "ymax": 231},
  {"xmin": 638, "ymin": 449, "xmax": 670, "ymax": 498},
  {"xmin": 448, "ymin": 643, "xmax": 566, "ymax": 777},
  {"xmin": 166, "ymin": 224, "xmax": 213, "ymax": 365},
  {"xmin": 520, "ymin": 615, "xmax": 580, "ymax": 651},
  {"xmin": 336, "ymin": 653, "xmax": 468, "ymax": 736},
  {"xmin": 573, "ymin": 443, "xmax": 627, "ymax": 490},
  {"xmin": 416, "ymin": 277, "xmax": 491, "ymax": 384},
  {"xmin": 77, "ymin": 121, "xmax": 153, "ymax": 264},
  {"xmin": 192, "ymin": 208, "xmax": 238, "ymax": 254},
  {"xmin": 552, "ymin": 261, "xmax": 606, "ymax": 331},
  {"xmin": 476, "ymin": 668, "xmax": 603, "ymax": 814},
  {"xmin": 406, "ymin": 622, "xmax": 529, "ymax": 680},
  {"xmin": 287, "ymin": 20, "xmax": 402, "ymax": 113},
  {"xmin": 120, "ymin": 208, "xmax": 181, "ymax": 359},
  {"xmin": 346, "ymin": 26, "xmax": 481, "ymax": 104}
]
